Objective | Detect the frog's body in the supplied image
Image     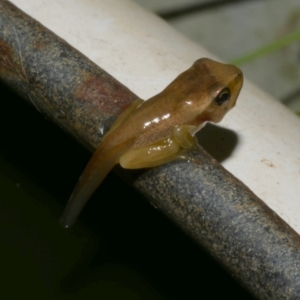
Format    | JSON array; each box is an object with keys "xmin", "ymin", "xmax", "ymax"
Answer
[{"xmin": 60, "ymin": 58, "xmax": 243, "ymax": 228}]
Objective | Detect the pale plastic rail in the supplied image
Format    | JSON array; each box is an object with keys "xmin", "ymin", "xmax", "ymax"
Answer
[{"xmin": 10, "ymin": 0, "xmax": 300, "ymax": 233}]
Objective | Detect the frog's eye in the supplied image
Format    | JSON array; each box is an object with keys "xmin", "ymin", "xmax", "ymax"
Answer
[{"xmin": 215, "ymin": 87, "xmax": 231, "ymax": 106}]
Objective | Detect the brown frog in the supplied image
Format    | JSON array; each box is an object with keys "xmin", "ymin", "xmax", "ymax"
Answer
[{"xmin": 60, "ymin": 58, "xmax": 243, "ymax": 228}]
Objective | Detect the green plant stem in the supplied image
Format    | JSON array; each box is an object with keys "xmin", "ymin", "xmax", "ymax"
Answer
[{"xmin": 230, "ymin": 29, "xmax": 300, "ymax": 66}]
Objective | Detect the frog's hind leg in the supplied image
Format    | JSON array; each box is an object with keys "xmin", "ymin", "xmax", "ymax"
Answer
[
  {"xmin": 119, "ymin": 125, "xmax": 198, "ymax": 169},
  {"xmin": 119, "ymin": 137, "xmax": 180, "ymax": 169},
  {"xmin": 59, "ymin": 142, "xmax": 131, "ymax": 228}
]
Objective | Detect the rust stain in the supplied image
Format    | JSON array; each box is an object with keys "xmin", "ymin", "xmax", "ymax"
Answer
[
  {"xmin": 0, "ymin": 40, "xmax": 14, "ymax": 71},
  {"xmin": 261, "ymin": 158, "xmax": 275, "ymax": 168},
  {"xmin": 75, "ymin": 76, "xmax": 136, "ymax": 116},
  {"xmin": 33, "ymin": 41, "xmax": 47, "ymax": 50}
]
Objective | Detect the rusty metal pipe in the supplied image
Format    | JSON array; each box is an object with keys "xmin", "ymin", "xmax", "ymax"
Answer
[
  {"xmin": 0, "ymin": 0, "xmax": 137, "ymax": 151},
  {"xmin": 1, "ymin": 1, "xmax": 300, "ymax": 298}
]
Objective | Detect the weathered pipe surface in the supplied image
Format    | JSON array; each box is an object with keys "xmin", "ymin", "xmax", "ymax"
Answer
[
  {"xmin": 1, "ymin": 1, "xmax": 300, "ymax": 299},
  {"xmin": 0, "ymin": 0, "xmax": 137, "ymax": 150},
  {"xmin": 135, "ymin": 150, "xmax": 300, "ymax": 299}
]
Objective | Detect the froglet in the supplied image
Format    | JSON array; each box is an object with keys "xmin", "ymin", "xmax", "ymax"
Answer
[{"xmin": 60, "ymin": 58, "xmax": 243, "ymax": 228}]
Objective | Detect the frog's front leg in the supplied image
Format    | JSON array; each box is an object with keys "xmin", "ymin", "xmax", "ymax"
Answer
[
  {"xmin": 119, "ymin": 125, "xmax": 198, "ymax": 169},
  {"xmin": 173, "ymin": 124, "xmax": 199, "ymax": 149}
]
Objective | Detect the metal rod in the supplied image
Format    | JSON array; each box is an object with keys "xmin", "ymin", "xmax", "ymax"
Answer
[
  {"xmin": 1, "ymin": 1, "xmax": 300, "ymax": 298},
  {"xmin": 0, "ymin": 0, "xmax": 137, "ymax": 151}
]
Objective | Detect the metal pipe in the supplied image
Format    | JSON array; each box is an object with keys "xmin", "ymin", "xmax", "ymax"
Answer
[
  {"xmin": 1, "ymin": 1, "xmax": 300, "ymax": 298},
  {"xmin": 0, "ymin": 0, "xmax": 137, "ymax": 151}
]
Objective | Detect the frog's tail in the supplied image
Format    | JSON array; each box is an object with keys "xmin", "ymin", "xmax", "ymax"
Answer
[{"xmin": 59, "ymin": 141, "xmax": 132, "ymax": 228}]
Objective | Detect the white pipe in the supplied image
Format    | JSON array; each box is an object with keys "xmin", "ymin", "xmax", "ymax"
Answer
[{"xmin": 11, "ymin": 0, "xmax": 300, "ymax": 234}]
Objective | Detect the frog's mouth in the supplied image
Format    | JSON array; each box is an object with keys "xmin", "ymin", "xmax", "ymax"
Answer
[{"xmin": 189, "ymin": 121, "xmax": 208, "ymax": 136}]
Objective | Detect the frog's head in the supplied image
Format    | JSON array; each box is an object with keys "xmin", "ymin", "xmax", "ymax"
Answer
[
  {"xmin": 192, "ymin": 58, "xmax": 243, "ymax": 123},
  {"xmin": 164, "ymin": 58, "xmax": 243, "ymax": 126}
]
